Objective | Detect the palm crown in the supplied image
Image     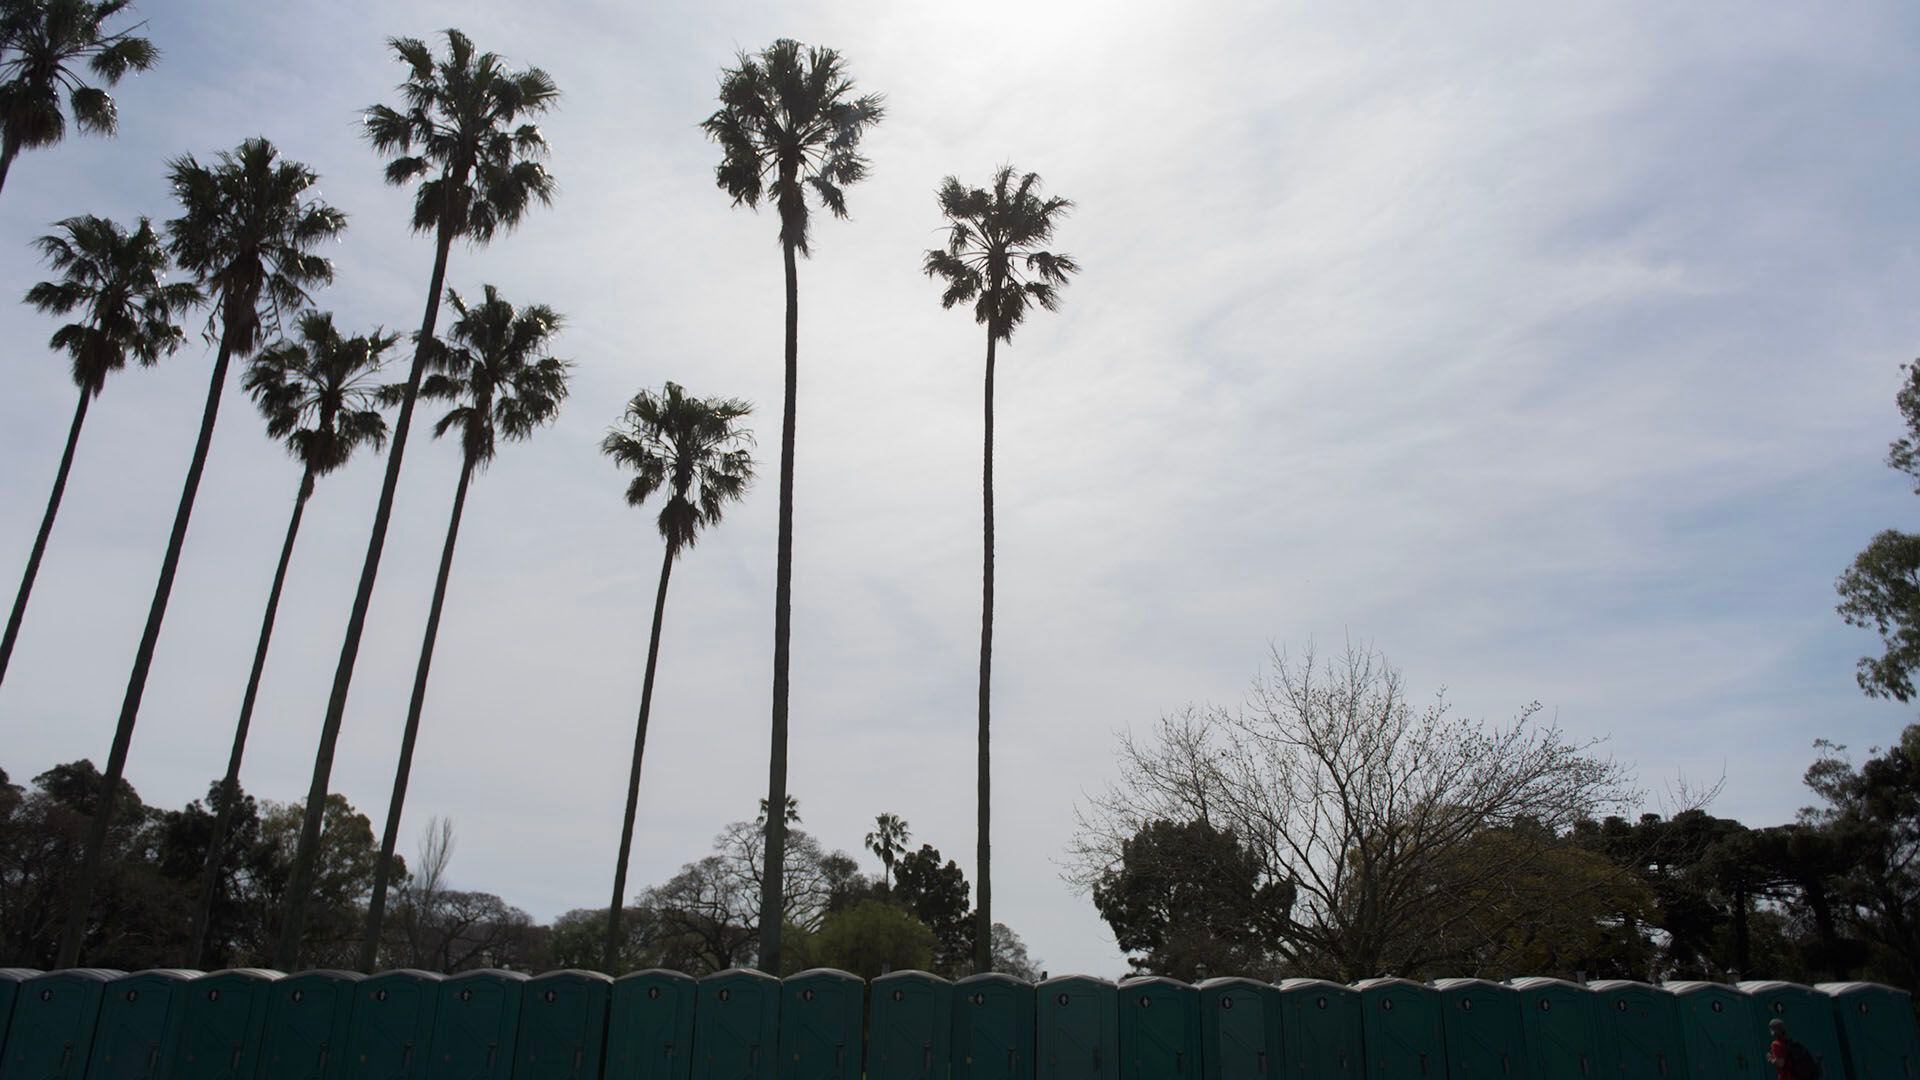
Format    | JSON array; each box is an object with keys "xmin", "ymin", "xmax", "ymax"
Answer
[
  {"xmin": 602, "ymin": 382, "xmax": 755, "ymax": 554},
  {"xmin": 244, "ymin": 311, "xmax": 396, "ymax": 480},
  {"xmin": 413, "ymin": 285, "xmax": 568, "ymax": 466},
  {"xmin": 0, "ymin": 0, "xmax": 157, "ymax": 153},
  {"xmin": 702, "ymin": 38, "xmax": 884, "ymax": 255},
  {"xmin": 364, "ymin": 29, "xmax": 558, "ymax": 242},
  {"xmin": 924, "ymin": 166, "xmax": 1079, "ymax": 341},
  {"xmin": 26, "ymin": 213, "xmax": 199, "ymax": 395}
]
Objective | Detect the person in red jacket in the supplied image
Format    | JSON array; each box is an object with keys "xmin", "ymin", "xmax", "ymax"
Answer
[{"xmin": 1768, "ymin": 1018, "xmax": 1793, "ymax": 1079}]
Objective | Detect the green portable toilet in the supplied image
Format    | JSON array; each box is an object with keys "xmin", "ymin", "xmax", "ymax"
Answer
[
  {"xmin": 950, "ymin": 973, "xmax": 1033, "ymax": 1080},
  {"xmin": 779, "ymin": 969, "xmax": 864, "ymax": 1080},
  {"xmin": 1117, "ymin": 977, "xmax": 1199, "ymax": 1080},
  {"xmin": 341, "ymin": 969, "xmax": 442, "ymax": 1080},
  {"xmin": 1587, "ymin": 980, "xmax": 1686, "ymax": 1079},
  {"xmin": 869, "ymin": 970, "xmax": 950, "ymax": 1080},
  {"xmin": 427, "ymin": 969, "xmax": 526, "ymax": 1080},
  {"xmin": 1431, "ymin": 979, "xmax": 1526, "ymax": 1080},
  {"xmin": 0, "ymin": 968, "xmax": 118, "ymax": 1080},
  {"xmin": 513, "ymin": 969, "xmax": 609, "ymax": 1080},
  {"xmin": 1737, "ymin": 983, "xmax": 1842, "ymax": 1079},
  {"xmin": 1354, "ymin": 979, "xmax": 1444, "ymax": 1079},
  {"xmin": 0, "ymin": 971, "xmax": 38, "ymax": 1065},
  {"xmin": 168, "ymin": 969, "xmax": 282, "ymax": 1080},
  {"xmin": 607, "ymin": 969, "xmax": 695, "ymax": 1080},
  {"xmin": 1276, "ymin": 979, "xmax": 1362, "ymax": 1079},
  {"xmin": 85, "ymin": 970, "xmax": 199, "ymax": 1080},
  {"xmin": 1036, "ymin": 976, "xmax": 1116, "ymax": 1080},
  {"xmin": 1665, "ymin": 982, "xmax": 1767, "ymax": 1080},
  {"xmin": 256, "ymin": 970, "xmax": 362, "ymax": 1080},
  {"xmin": 1507, "ymin": 978, "xmax": 1601, "ymax": 1080},
  {"xmin": 1817, "ymin": 982, "xmax": 1920, "ymax": 1079},
  {"xmin": 1196, "ymin": 978, "xmax": 1282, "ymax": 1080},
  {"xmin": 694, "ymin": 968, "xmax": 780, "ymax": 1080}
]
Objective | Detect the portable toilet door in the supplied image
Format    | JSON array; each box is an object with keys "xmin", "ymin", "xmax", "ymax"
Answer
[
  {"xmin": 693, "ymin": 968, "xmax": 780, "ymax": 1080},
  {"xmin": 1276, "ymin": 979, "xmax": 1363, "ymax": 1079},
  {"xmin": 778, "ymin": 969, "xmax": 864, "ymax": 1080},
  {"xmin": 1587, "ymin": 980, "xmax": 1686, "ymax": 1079},
  {"xmin": 1354, "ymin": 979, "xmax": 1444, "ymax": 1080},
  {"xmin": 1664, "ymin": 982, "xmax": 1769, "ymax": 1080},
  {"xmin": 1036, "ymin": 976, "xmax": 1117, "ymax": 1080},
  {"xmin": 607, "ymin": 969, "xmax": 695, "ymax": 1080},
  {"xmin": 0, "ymin": 970, "xmax": 38, "ymax": 1064},
  {"xmin": 1431, "ymin": 979, "xmax": 1527, "ymax": 1080},
  {"xmin": 1507, "ymin": 978, "xmax": 1601, "ymax": 1080},
  {"xmin": 0, "ymin": 968, "xmax": 118, "ymax": 1080},
  {"xmin": 1116, "ymin": 977, "xmax": 1199, "ymax": 1080},
  {"xmin": 950, "ymin": 973, "xmax": 1034, "ymax": 1080},
  {"xmin": 426, "ymin": 969, "xmax": 527, "ymax": 1080},
  {"xmin": 341, "ymin": 969, "xmax": 442, "ymax": 1080},
  {"xmin": 84, "ymin": 970, "xmax": 198, "ymax": 1080},
  {"xmin": 1817, "ymin": 982, "xmax": 1920, "ymax": 1079},
  {"xmin": 512, "ymin": 969, "xmax": 610, "ymax": 1080},
  {"xmin": 869, "ymin": 970, "xmax": 951, "ymax": 1080},
  {"xmin": 168, "ymin": 969, "xmax": 283, "ymax": 1080},
  {"xmin": 1195, "ymin": 978, "xmax": 1282, "ymax": 1080},
  {"xmin": 256, "ymin": 970, "xmax": 362, "ymax": 1080}
]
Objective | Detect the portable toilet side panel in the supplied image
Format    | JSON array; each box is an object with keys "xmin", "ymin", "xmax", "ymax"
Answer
[
  {"xmin": 169, "ymin": 969, "xmax": 283, "ymax": 1080},
  {"xmin": 1196, "ymin": 978, "xmax": 1282, "ymax": 1080},
  {"xmin": 1432, "ymin": 979, "xmax": 1527, "ymax": 1080},
  {"xmin": 0, "ymin": 971, "xmax": 38, "ymax": 1065},
  {"xmin": 1116, "ymin": 977, "xmax": 1199, "ymax": 1080},
  {"xmin": 1277, "ymin": 980, "xmax": 1362, "ymax": 1079},
  {"xmin": 341, "ymin": 970, "xmax": 442, "ymax": 1080},
  {"xmin": 0, "ymin": 968, "xmax": 118, "ymax": 1080},
  {"xmin": 777, "ymin": 969, "xmax": 864, "ymax": 1080},
  {"xmin": 85, "ymin": 970, "xmax": 198, "ymax": 1080},
  {"xmin": 607, "ymin": 969, "xmax": 695, "ymax": 1080},
  {"xmin": 1587, "ymin": 980, "xmax": 1685, "ymax": 1079},
  {"xmin": 951, "ymin": 974, "xmax": 1034, "ymax": 1080},
  {"xmin": 1508, "ymin": 978, "xmax": 1601, "ymax": 1080},
  {"xmin": 256, "ymin": 970, "xmax": 362, "ymax": 1080},
  {"xmin": 1737, "ymin": 983, "xmax": 1843, "ymax": 1080},
  {"xmin": 692, "ymin": 968, "xmax": 780, "ymax": 1080},
  {"xmin": 1355, "ymin": 979, "xmax": 1445, "ymax": 1080},
  {"xmin": 1817, "ymin": 982, "xmax": 1920, "ymax": 1080},
  {"xmin": 426, "ymin": 969, "xmax": 527, "ymax": 1080},
  {"xmin": 1665, "ymin": 983, "xmax": 1769, "ymax": 1080},
  {"xmin": 869, "ymin": 971, "xmax": 951, "ymax": 1080}
]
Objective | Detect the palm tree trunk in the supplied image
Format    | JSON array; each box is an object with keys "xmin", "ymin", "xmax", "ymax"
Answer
[
  {"xmin": 186, "ymin": 465, "xmax": 314, "ymax": 966},
  {"xmin": 0, "ymin": 134, "xmax": 20, "ymax": 197},
  {"xmin": 758, "ymin": 236, "xmax": 800, "ymax": 974},
  {"xmin": 58, "ymin": 337, "xmax": 236, "ymax": 967},
  {"xmin": 974, "ymin": 331, "xmax": 997, "ymax": 975},
  {"xmin": 0, "ymin": 387, "xmax": 90, "ymax": 690},
  {"xmin": 358, "ymin": 452, "xmax": 475, "ymax": 973},
  {"xmin": 278, "ymin": 215, "xmax": 458, "ymax": 971},
  {"xmin": 604, "ymin": 541, "xmax": 677, "ymax": 974}
]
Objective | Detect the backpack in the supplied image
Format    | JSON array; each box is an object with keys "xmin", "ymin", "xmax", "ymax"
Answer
[{"xmin": 1784, "ymin": 1039, "xmax": 1823, "ymax": 1080}]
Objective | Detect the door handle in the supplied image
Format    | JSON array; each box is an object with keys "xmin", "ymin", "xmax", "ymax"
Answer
[{"xmin": 1257, "ymin": 1050, "xmax": 1267, "ymax": 1074}]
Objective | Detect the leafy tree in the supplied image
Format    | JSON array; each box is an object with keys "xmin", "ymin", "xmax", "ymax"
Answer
[
  {"xmin": 249, "ymin": 794, "xmax": 386, "ymax": 969},
  {"xmin": 59, "ymin": 139, "xmax": 344, "ymax": 967},
  {"xmin": 988, "ymin": 922, "xmax": 1040, "ymax": 981},
  {"xmin": 892, "ymin": 844, "xmax": 971, "ymax": 975},
  {"xmin": 359, "ymin": 285, "xmax": 568, "ymax": 971},
  {"xmin": 804, "ymin": 899, "xmax": 936, "ymax": 978},
  {"xmin": 0, "ymin": 214, "xmax": 196, "ymax": 689},
  {"xmin": 1803, "ymin": 729, "xmax": 1920, "ymax": 988},
  {"xmin": 1090, "ymin": 818, "xmax": 1293, "ymax": 981},
  {"xmin": 703, "ymin": 38, "xmax": 882, "ymax": 973},
  {"xmin": 924, "ymin": 166, "xmax": 1078, "ymax": 970},
  {"xmin": 1838, "ymin": 363, "xmax": 1920, "ymax": 701},
  {"xmin": 160, "ymin": 778, "xmax": 261, "ymax": 967},
  {"xmin": 0, "ymin": 0, "xmax": 157, "ymax": 194},
  {"xmin": 864, "ymin": 812, "xmax": 910, "ymax": 891},
  {"xmin": 282, "ymin": 30, "xmax": 558, "ymax": 968},
  {"xmin": 600, "ymin": 381, "xmax": 754, "ymax": 973}
]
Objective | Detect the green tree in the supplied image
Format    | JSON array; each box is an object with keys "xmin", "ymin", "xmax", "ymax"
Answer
[
  {"xmin": 864, "ymin": 812, "xmax": 910, "ymax": 892},
  {"xmin": 1090, "ymin": 818, "xmax": 1293, "ymax": 981},
  {"xmin": 281, "ymin": 29, "xmax": 558, "ymax": 970},
  {"xmin": 924, "ymin": 166, "xmax": 1078, "ymax": 971},
  {"xmin": 1803, "ymin": 728, "xmax": 1920, "ymax": 988},
  {"xmin": 0, "ymin": 0, "xmax": 157, "ymax": 195},
  {"xmin": 703, "ymin": 38, "xmax": 883, "ymax": 974},
  {"xmin": 599, "ymin": 381, "xmax": 755, "ymax": 974},
  {"xmin": 1838, "ymin": 362, "xmax": 1920, "ymax": 701},
  {"xmin": 357, "ymin": 285, "xmax": 568, "ymax": 971},
  {"xmin": 892, "ymin": 843, "xmax": 971, "ymax": 975},
  {"xmin": 805, "ymin": 899, "xmax": 936, "ymax": 979},
  {"xmin": 185, "ymin": 312, "xmax": 395, "ymax": 965},
  {"xmin": 58, "ymin": 138, "xmax": 344, "ymax": 967},
  {"xmin": 0, "ymin": 214, "xmax": 196, "ymax": 689}
]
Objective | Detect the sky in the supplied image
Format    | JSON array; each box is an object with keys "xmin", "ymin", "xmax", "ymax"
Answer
[{"xmin": 2, "ymin": 0, "xmax": 1918, "ymax": 978}]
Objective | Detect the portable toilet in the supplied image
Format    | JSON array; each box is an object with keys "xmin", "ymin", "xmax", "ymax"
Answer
[
  {"xmin": 1507, "ymin": 978, "xmax": 1602, "ymax": 1080},
  {"xmin": 340, "ymin": 969, "xmax": 442, "ymax": 1080},
  {"xmin": 511, "ymin": 969, "xmax": 609, "ymax": 1080},
  {"xmin": 950, "ymin": 973, "xmax": 1033, "ymax": 1080},
  {"xmin": 1737, "ymin": 983, "xmax": 1843, "ymax": 1079},
  {"xmin": 1195, "ymin": 978, "xmax": 1282, "ymax": 1080},
  {"xmin": 0, "ymin": 968, "xmax": 118, "ymax": 1080},
  {"xmin": 84, "ymin": 969, "xmax": 199, "ymax": 1080},
  {"xmin": 1036, "ymin": 976, "xmax": 1116, "ymax": 1080},
  {"xmin": 1115, "ymin": 977, "xmax": 1198, "ymax": 1080},
  {"xmin": 0, "ymin": 971, "xmax": 38, "ymax": 1064},
  {"xmin": 1664, "ymin": 982, "xmax": 1768, "ymax": 1079},
  {"xmin": 607, "ymin": 969, "xmax": 696, "ymax": 1080},
  {"xmin": 1587, "ymin": 980, "xmax": 1686, "ymax": 1079},
  {"xmin": 169, "ymin": 968, "xmax": 283, "ymax": 1080},
  {"xmin": 778, "ymin": 969, "xmax": 863, "ymax": 1080},
  {"xmin": 1431, "ymin": 979, "xmax": 1527, "ymax": 1080},
  {"xmin": 256, "ymin": 969, "xmax": 361, "ymax": 1080},
  {"xmin": 1276, "ymin": 979, "xmax": 1363, "ymax": 1078},
  {"xmin": 426, "ymin": 969, "xmax": 526, "ymax": 1080},
  {"xmin": 1817, "ymin": 982, "xmax": 1920, "ymax": 1079},
  {"xmin": 693, "ymin": 968, "xmax": 780, "ymax": 1080},
  {"xmin": 869, "ymin": 970, "xmax": 950, "ymax": 1080}
]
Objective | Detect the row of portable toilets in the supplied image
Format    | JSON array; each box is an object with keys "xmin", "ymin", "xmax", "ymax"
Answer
[{"xmin": 0, "ymin": 966, "xmax": 1915, "ymax": 1080}]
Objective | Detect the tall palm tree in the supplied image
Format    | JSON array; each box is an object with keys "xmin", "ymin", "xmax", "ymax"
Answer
[
  {"xmin": 356, "ymin": 284, "xmax": 567, "ymax": 972},
  {"xmin": 185, "ymin": 312, "xmax": 395, "ymax": 966},
  {"xmin": 57, "ymin": 138, "xmax": 345, "ymax": 966},
  {"xmin": 598, "ymin": 381, "xmax": 755, "ymax": 974},
  {"xmin": 703, "ymin": 37, "xmax": 882, "ymax": 974},
  {"xmin": 923, "ymin": 165, "xmax": 1077, "ymax": 972},
  {"xmin": 278, "ymin": 29, "xmax": 558, "ymax": 969},
  {"xmin": 0, "ymin": 0, "xmax": 158, "ymax": 195},
  {"xmin": 864, "ymin": 812, "xmax": 910, "ymax": 892},
  {"xmin": 0, "ymin": 214, "xmax": 196, "ymax": 690}
]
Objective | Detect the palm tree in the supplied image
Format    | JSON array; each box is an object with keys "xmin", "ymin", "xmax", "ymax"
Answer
[
  {"xmin": 57, "ymin": 138, "xmax": 345, "ymax": 967},
  {"xmin": 185, "ymin": 312, "xmax": 395, "ymax": 966},
  {"xmin": 0, "ymin": 214, "xmax": 196, "ymax": 690},
  {"xmin": 278, "ymin": 29, "xmax": 558, "ymax": 969},
  {"xmin": 356, "ymin": 284, "xmax": 567, "ymax": 972},
  {"xmin": 0, "ymin": 0, "xmax": 158, "ymax": 195},
  {"xmin": 598, "ymin": 381, "xmax": 755, "ymax": 974},
  {"xmin": 864, "ymin": 812, "xmax": 911, "ymax": 892},
  {"xmin": 923, "ymin": 166, "xmax": 1077, "ymax": 972},
  {"xmin": 703, "ymin": 37, "xmax": 883, "ymax": 975}
]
